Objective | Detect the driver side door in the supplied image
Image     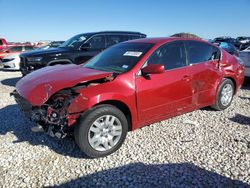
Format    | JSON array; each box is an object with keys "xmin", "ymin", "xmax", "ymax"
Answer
[{"xmin": 136, "ymin": 41, "xmax": 193, "ymax": 125}]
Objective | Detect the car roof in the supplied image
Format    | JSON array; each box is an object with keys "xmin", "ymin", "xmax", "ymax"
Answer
[
  {"xmin": 125, "ymin": 37, "xmax": 208, "ymax": 45},
  {"xmin": 81, "ymin": 31, "xmax": 146, "ymax": 37}
]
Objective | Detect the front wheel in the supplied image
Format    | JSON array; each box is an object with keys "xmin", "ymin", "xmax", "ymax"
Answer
[
  {"xmin": 74, "ymin": 104, "xmax": 128, "ymax": 158},
  {"xmin": 211, "ymin": 78, "xmax": 235, "ymax": 111}
]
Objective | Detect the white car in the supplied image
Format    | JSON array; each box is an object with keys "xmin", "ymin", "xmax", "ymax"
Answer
[
  {"xmin": 239, "ymin": 46, "xmax": 250, "ymax": 77},
  {"xmin": 2, "ymin": 54, "xmax": 21, "ymax": 70}
]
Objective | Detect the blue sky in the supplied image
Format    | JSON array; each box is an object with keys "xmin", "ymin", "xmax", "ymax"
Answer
[{"xmin": 0, "ymin": 0, "xmax": 250, "ymax": 42}]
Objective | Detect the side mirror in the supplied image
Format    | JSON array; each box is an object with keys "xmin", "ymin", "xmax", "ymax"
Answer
[
  {"xmin": 80, "ymin": 43, "xmax": 91, "ymax": 51},
  {"xmin": 141, "ymin": 64, "xmax": 165, "ymax": 75}
]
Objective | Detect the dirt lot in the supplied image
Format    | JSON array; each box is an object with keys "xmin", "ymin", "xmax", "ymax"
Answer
[{"xmin": 0, "ymin": 70, "xmax": 249, "ymax": 187}]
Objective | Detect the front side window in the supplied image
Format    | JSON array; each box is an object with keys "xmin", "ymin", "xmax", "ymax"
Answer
[
  {"xmin": 87, "ymin": 35, "xmax": 106, "ymax": 50},
  {"xmin": 84, "ymin": 42, "xmax": 153, "ymax": 73},
  {"xmin": 185, "ymin": 41, "xmax": 220, "ymax": 64},
  {"xmin": 0, "ymin": 40, "xmax": 3, "ymax": 45},
  {"xmin": 146, "ymin": 41, "xmax": 187, "ymax": 70}
]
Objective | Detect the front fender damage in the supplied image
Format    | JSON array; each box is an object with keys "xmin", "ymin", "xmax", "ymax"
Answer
[{"xmin": 12, "ymin": 74, "xmax": 116, "ymax": 139}]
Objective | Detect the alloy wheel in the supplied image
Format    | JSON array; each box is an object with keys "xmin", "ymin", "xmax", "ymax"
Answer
[{"xmin": 88, "ymin": 115, "xmax": 122, "ymax": 151}]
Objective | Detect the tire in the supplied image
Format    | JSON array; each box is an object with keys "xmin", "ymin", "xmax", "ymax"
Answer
[
  {"xmin": 74, "ymin": 104, "xmax": 128, "ymax": 158},
  {"xmin": 211, "ymin": 78, "xmax": 235, "ymax": 111}
]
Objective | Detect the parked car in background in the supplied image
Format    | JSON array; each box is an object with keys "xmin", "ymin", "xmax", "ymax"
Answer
[
  {"xmin": 19, "ymin": 31, "xmax": 146, "ymax": 76},
  {"xmin": 0, "ymin": 38, "xmax": 8, "ymax": 51},
  {"xmin": 213, "ymin": 42, "xmax": 239, "ymax": 56},
  {"xmin": 236, "ymin": 36, "xmax": 250, "ymax": 51},
  {"xmin": 237, "ymin": 36, "xmax": 250, "ymax": 44},
  {"xmin": 1, "ymin": 45, "xmax": 36, "ymax": 70},
  {"xmin": 0, "ymin": 45, "xmax": 36, "ymax": 61},
  {"xmin": 213, "ymin": 37, "xmax": 240, "ymax": 49},
  {"xmin": 38, "ymin": 41, "xmax": 65, "ymax": 50},
  {"xmin": 2, "ymin": 54, "xmax": 21, "ymax": 70},
  {"xmin": 239, "ymin": 46, "xmax": 250, "ymax": 77},
  {"xmin": 244, "ymin": 46, "xmax": 250, "ymax": 51},
  {"xmin": 13, "ymin": 37, "xmax": 244, "ymax": 158}
]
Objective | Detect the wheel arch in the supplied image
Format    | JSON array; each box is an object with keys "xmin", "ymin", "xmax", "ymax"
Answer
[
  {"xmin": 47, "ymin": 59, "xmax": 73, "ymax": 66},
  {"xmin": 223, "ymin": 76, "xmax": 237, "ymax": 94},
  {"xmin": 94, "ymin": 100, "xmax": 133, "ymax": 131}
]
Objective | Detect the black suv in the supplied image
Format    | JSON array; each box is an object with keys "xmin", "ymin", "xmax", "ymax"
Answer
[{"xmin": 20, "ymin": 31, "xmax": 146, "ymax": 75}]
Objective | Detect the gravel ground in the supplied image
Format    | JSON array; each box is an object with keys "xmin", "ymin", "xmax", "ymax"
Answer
[{"xmin": 0, "ymin": 70, "xmax": 249, "ymax": 188}]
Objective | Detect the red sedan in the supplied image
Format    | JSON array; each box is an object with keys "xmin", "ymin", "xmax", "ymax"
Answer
[{"xmin": 13, "ymin": 37, "xmax": 245, "ymax": 158}]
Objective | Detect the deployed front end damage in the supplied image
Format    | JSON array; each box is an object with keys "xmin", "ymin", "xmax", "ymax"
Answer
[
  {"xmin": 12, "ymin": 88, "xmax": 80, "ymax": 138},
  {"xmin": 12, "ymin": 75, "xmax": 115, "ymax": 139}
]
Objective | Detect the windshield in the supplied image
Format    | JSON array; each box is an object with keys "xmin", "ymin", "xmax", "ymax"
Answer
[
  {"xmin": 84, "ymin": 42, "xmax": 153, "ymax": 73},
  {"xmin": 60, "ymin": 34, "xmax": 87, "ymax": 48}
]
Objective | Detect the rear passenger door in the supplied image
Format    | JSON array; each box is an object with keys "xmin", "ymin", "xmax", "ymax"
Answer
[{"xmin": 185, "ymin": 41, "xmax": 221, "ymax": 106}]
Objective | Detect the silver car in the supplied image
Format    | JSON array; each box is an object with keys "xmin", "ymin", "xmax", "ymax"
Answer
[
  {"xmin": 2, "ymin": 54, "xmax": 21, "ymax": 70},
  {"xmin": 239, "ymin": 46, "xmax": 250, "ymax": 77}
]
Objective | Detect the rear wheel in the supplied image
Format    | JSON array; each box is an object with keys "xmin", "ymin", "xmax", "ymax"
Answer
[
  {"xmin": 211, "ymin": 78, "xmax": 234, "ymax": 110},
  {"xmin": 74, "ymin": 104, "xmax": 128, "ymax": 158}
]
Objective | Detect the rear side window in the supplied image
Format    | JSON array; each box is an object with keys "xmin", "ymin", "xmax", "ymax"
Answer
[
  {"xmin": 147, "ymin": 41, "xmax": 187, "ymax": 70},
  {"xmin": 106, "ymin": 35, "xmax": 125, "ymax": 47},
  {"xmin": 0, "ymin": 40, "xmax": 3, "ymax": 45},
  {"xmin": 185, "ymin": 41, "xmax": 220, "ymax": 64}
]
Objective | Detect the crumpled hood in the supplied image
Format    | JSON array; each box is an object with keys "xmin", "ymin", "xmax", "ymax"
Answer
[{"xmin": 16, "ymin": 64, "xmax": 112, "ymax": 106}]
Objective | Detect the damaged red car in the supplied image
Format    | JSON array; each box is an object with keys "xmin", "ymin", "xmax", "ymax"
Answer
[{"xmin": 12, "ymin": 38, "xmax": 245, "ymax": 158}]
